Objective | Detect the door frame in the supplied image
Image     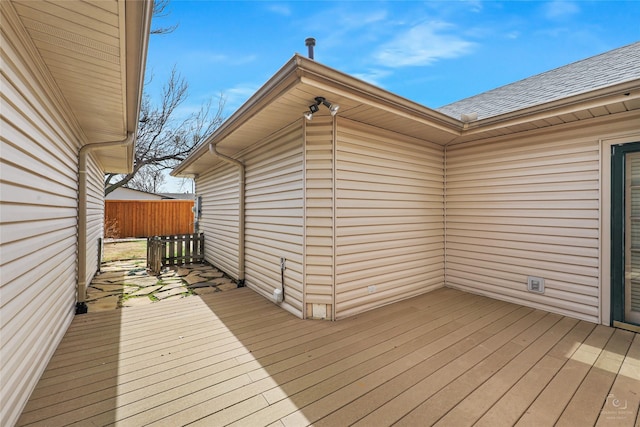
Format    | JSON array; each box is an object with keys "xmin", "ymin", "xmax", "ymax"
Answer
[
  {"xmin": 601, "ymin": 133, "xmax": 640, "ymax": 328},
  {"xmin": 611, "ymin": 141, "xmax": 640, "ymax": 326}
]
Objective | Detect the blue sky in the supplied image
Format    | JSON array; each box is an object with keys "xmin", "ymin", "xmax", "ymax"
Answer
[{"xmin": 147, "ymin": 0, "xmax": 640, "ymax": 191}]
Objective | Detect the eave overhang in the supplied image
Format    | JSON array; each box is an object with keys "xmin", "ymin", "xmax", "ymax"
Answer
[
  {"xmin": 5, "ymin": 0, "xmax": 152, "ymax": 173},
  {"xmin": 448, "ymin": 78, "xmax": 640, "ymax": 145},
  {"xmin": 173, "ymin": 55, "xmax": 640, "ymax": 178},
  {"xmin": 172, "ymin": 55, "xmax": 462, "ymax": 177}
]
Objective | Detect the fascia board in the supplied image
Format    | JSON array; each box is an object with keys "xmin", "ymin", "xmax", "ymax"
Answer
[
  {"xmin": 297, "ymin": 56, "xmax": 462, "ymax": 133},
  {"xmin": 460, "ymin": 79, "xmax": 640, "ymax": 135},
  {"xmin": 173, "ymin": 56, "xmax": 303, "ymax": 176}
]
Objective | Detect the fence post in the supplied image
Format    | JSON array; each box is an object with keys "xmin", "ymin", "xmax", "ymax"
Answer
[
  {"xmin": 146, "ymin": 237, "xmax": 151, "ymax": 270},
  {"xmin": 148, "ymin": 236, "xmax": 162, "ymax": 275},
  {"xmin": 198, "ymin": 233, "xmax": 204, "ymax": 263}
]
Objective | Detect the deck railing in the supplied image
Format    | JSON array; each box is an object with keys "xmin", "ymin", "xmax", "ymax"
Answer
[{"xmin": 147, "ymin": 233, "xmax": 204, "ymax": 274}]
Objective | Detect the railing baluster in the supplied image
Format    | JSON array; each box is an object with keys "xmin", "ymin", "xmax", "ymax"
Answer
[{"xmin": 148, "ymin": 233, "xmax": 204, "ymax": 274}]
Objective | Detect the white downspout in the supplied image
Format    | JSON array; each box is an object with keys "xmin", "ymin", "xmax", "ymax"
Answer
[
  {"xmin": 209, "ymin": 143, "xmax": 246, "ymax": 286},
  {"xmin": 76, "ymin": 133, "xmax": 135, "ymax": 314}
]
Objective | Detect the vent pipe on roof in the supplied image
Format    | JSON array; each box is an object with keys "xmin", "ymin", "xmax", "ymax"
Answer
[{"xmin": 305, "ymin": 37, "xmax": 316, "ymax": 59}]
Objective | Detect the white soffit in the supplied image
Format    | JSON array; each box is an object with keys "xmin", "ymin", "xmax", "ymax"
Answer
[{"xmin": 9, "ymin": 0, "xmax": 150, "ymax": 172}]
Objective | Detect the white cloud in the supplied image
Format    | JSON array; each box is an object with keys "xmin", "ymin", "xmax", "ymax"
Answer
[
  {"xmin": 224, "ymin": 84, "xmax": 260, "ymax": 112},
  {"xmin": 300, "ymin": 7, "xmax": 389, "ymax": 50},
  {"xmin": 464, "ymin": 0, "xmax": 484, "ymax": 13},
  {"xmin": 544, "ymin": 1, "xmax": 580, "ymax": 20},
  {"xmin": 339, "ymin": 9, "xmax": 389, "ymax": 27},
  {"xmin": 352, "ymin": 68, "xmax": 392, "ymax": 87},
  {"xmin": 266, "ymin": 3, "xmax": 291, "ymax": 16},
  {"xmin": 374, "ymin": 22, "xmax": 475, "ymax": 67},
  {"xmin": 506, "ymin": 31, "xmax": 520, "ymax": 40},
  {"xmin": 186, "ymin": 51, "xmax": 257, "ymax": 66}
]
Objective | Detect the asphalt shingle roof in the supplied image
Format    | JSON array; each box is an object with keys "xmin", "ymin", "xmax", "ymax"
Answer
[{"xmin": 437, "ymin": 41, "xmax": 640, "ymax": 121}]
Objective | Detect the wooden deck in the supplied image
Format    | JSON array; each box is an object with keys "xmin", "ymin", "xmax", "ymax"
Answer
[{"xmin": 17, "ymin": 287, "xmax": 640, "ymax": 426}]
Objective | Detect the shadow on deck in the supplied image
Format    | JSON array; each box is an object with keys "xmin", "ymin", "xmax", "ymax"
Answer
[{"xmin": 17, "ymin": 287, "xmax": 640, "ymax": 426}]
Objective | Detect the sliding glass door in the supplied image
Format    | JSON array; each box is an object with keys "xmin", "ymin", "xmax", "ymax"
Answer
[{"xmin": 612, "ymin": 142, "xmax": 640, "ymax": 326}]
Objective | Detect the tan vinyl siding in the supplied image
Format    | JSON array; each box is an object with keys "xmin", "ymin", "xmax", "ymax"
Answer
[
  {"xmin": 244, "ymin": 124, "xmax": 304, "ymax": 318},
  {"xmin": 85, "ymin": 154, "xmax": 103, "ymax": 284},
  {"xmin": 1, "ymin": 16, "xmax": 78, "ymax": 426},
  {"xmin": 335, "ymin": 120, "xmax": 445, "ymax": 319},
  {"xmin": 445, "ymin": 127, "xmax": 604, "ymax": 322},
  {"xmin": 195, "ymin": 163, "xmax": 240, "ymax": 279},
  {"xmin": 304, "ymin": 116, "xmax": 334, "ymax": 318}
]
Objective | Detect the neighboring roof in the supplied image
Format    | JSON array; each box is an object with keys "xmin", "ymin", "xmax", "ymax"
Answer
[
  {"xmin": 158, "ymin": 193, "xmax": 195, "ymax": 200},
  {"xmin": 106, "ymin": 187, "xmax": 163, "ymax": 200},
  {"xmin": 3, "ymin": 0, "xmax": 152, "ymax": 173},
  {"xmin": 437, "ymin": 41, "xmax": 640, "ymax": 120},
  {"xmin": 106, "ymin": 188, "xmax": 195, "ymax": 200}
]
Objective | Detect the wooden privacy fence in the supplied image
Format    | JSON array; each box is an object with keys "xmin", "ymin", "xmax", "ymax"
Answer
[
  {"xmin": 147, "ymin": 233, "xmax": 205, "ymax": 274},
  {"xmin": 105, "ymin": 200, "xmax": 194, "ymax": 238}
]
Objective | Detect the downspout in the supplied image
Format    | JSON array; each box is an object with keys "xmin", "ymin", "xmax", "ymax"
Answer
[
  {"xmin": 76, "ymin": 133, "xmax": 134, "ymax": 314},
  {"xmin": 209, "ymin": 143, "xmax": 246, "ymax": 286}
]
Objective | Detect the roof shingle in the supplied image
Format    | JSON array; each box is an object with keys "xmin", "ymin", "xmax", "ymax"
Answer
[{"xmin": 437, "ymin": 41, "xmax": 640, "ymax": 120}]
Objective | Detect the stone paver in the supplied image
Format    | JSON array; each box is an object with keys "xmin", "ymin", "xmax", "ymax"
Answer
[
  {"xmin": 124, "ymin": 277, "xmax": 160, "ymax": 287},
  {"xmin": 85, "ymin": 259, "xmax": 238, "ymax": 313},
  {"xmin": 184, "ymin": 273, "xmax": 209, "ymax": 285},
  {"xmin": 154, "ymin": 287, "xmax": 189, "ymax": 300},
  {"xmin": 160, "ymin": 282, "xmax": 187, "ymax": 291},
  {"xmin": 186, "ymin": 281, "xmax": 217, "ymax": 289},
  {"xmin": 199, "ymin": 271, "xmax": 224, "ymax": 279},
  {"xmin": 91, "ymin": 284, "xmax": 126, "ymax": 292},
  {"xmin": 93, "ymin": 271, "xmax": 126, "ymax": 280},
  {"xmin": 217, "ymin": 282, "xmax": 238, "ymax": 291},
  {"xmin": 176, "ymin": 268, "xmax": 191, "ymax": 277},
  {"xmin": 129, "ymin": 285, "xmax": 164, "ymax": 296}
]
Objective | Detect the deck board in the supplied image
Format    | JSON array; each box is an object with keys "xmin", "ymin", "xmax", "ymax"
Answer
[{"xmin": 17, "ymin": 287, "xmax": 640, "ymax": 427}]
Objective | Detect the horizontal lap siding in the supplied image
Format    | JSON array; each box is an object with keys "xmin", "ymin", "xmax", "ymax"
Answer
[
  {"xmin": 304, "ymin": 117, "xmax": 334, "ymax": 317},
  {"xmin": 85, "ymin": 155, "xmax": 103, "ymax": 285},
  {"xmin": 196, "ymin": 163, "xmax": 240, "ymax": 279},
  {"xmin": 335, "ymin": 121, "xmax": 445, "ymax": 319},
  {"xmin": 445, "ymin": 130, "xmax": 601, "ymax": 322},
  {"xmin": 244, "ymin": 124, "xmax": 304, "ymax": 318},
  {"xmin": 1, "ymin": 14, "xmax": 78, "ymax": 426}
]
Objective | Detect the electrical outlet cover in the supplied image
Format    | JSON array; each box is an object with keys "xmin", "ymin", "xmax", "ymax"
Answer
[{"xmin": 527, "ymin": 276, "xmax": 545, "ymax": 293}]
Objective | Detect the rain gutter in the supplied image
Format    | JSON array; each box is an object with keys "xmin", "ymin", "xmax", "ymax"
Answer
[{"xmin": 76, "ymin": 133, "xmax": 134, "ymax": 314}]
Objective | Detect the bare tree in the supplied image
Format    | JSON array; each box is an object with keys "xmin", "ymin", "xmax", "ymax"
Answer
[
  {"xmin": 104, "ymin": 68, "xmax": 225, "ymax": 195},
  {"xmin": 127, "ymin": 165, "xmax": 166, "ymax": 193},
  {"xmin": 151, "ymin": 0, "xmax": 178, "ymax": 35}
]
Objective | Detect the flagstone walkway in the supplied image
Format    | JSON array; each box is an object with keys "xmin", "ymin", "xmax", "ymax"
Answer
[{"xmin": 86, "ymin": 260, "xmax": 237, "ymax": 313}]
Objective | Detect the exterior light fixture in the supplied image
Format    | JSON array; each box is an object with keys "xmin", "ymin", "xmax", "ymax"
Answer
[
  {"xmin": 317, "ymin": 97, "xmax": 340, "ymax": 116},
  {"xmin": 303, "ymin": 96, "xmax": 340, "ymax": 120}
]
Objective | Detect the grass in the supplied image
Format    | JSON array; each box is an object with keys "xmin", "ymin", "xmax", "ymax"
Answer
[{"xmin": 103, "ymin": 239, "xmax": 147, "ymax": 262}]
